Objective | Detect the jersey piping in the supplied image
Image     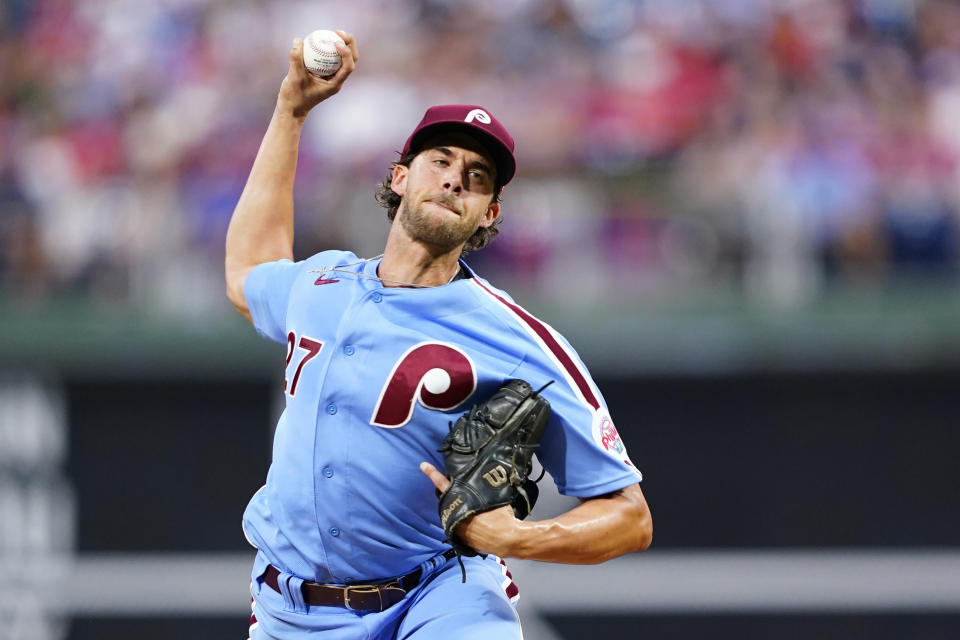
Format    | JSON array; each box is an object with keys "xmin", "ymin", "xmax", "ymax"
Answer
[{"xmin": 469, "ymin": 278, "xmax": 601, "ymax": 412}]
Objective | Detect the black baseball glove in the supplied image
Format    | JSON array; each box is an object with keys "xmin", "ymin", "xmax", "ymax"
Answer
[{"xmin": 437, "ymin": 379, "xmax": 552, "ymax": 558}]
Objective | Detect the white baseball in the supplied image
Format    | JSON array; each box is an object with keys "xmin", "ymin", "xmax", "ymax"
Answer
[{"xmin": 302, "ymin": 29, "xmax": 345, "ymax": 78}]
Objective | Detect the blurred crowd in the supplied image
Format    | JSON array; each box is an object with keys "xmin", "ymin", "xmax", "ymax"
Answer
[{"xmin": 1, "ymin": 0, "xmax": 959, "ymax": 313}]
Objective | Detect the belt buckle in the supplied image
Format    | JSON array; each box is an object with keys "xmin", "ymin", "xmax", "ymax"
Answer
[{"xmin": 343, "ymin": 585, "xmax": 381, "ymax": 611}]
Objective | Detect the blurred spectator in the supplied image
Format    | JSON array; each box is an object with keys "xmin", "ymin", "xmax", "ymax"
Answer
[{"xmin": 2, "ymin": 0, "xmax": 959, "ymax": 314}]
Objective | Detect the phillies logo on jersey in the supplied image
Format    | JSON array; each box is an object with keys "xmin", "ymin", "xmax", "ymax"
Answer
[
  {"xmin": 370, "ymin": 342, "xmax": 477, "ymax": 428},
  {"xmin": 592, "ymin": 410, "xmax": 640, "ymax": 474},
  {"xmin": 599, "ymin": 417, "xmax": 624, "ymax": 455}
]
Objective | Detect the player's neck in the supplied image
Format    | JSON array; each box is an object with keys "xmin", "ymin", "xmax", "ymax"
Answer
[{"xmin": 379, "ymin": 234, "xmax": 462, "ymax": 288}]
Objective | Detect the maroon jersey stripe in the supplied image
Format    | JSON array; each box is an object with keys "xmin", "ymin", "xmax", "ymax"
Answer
[
  {"xmin": 472, "ymin": 279, "xmax": 600, "ymax": 410},
  {"xmin": 496, "ymin": 557, "xmax": 520, "ymax": 600}
]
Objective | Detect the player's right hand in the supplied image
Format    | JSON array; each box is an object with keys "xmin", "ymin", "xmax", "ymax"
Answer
[{"xmin": 278, "ymin": 29, "xmax": 358, "ymax": 120}]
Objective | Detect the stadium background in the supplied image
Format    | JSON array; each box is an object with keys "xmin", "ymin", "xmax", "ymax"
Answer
[{"xmin": 2, "ymin": 0, "xmax": 959, "ymax": 638}]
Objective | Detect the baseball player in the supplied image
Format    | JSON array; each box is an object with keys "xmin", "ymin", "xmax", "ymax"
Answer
[{"xmin": 225, "ymin": 32, "xmax": 652, "ymax": 640}]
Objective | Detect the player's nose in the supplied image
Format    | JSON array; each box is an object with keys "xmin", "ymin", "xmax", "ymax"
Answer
[
  {"xmin": 441, "ymin": 167, "xmax": 463, "ymax": 193},
  {"xmin": 438, "ymin": 156, "xmax": 467, "ymax": 193}
]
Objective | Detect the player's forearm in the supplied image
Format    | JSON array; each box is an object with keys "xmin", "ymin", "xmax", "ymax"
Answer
[
  {"xmin": 225, "ymin": 107, "xmax": 302, "ymax": 272},
  {"xmin": 507, "ymin": 484, "xmax": 652, "ymax": 564}
]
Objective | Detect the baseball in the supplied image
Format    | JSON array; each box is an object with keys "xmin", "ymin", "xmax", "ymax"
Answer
[{"xmin": 302, "ymin": 29, "xmax": 345, "ymax": 78}]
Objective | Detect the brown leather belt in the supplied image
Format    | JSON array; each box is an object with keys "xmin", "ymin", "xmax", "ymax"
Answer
[{"xmin": 262, "ymin": 550, "xmax": 456, "ymax": 612}]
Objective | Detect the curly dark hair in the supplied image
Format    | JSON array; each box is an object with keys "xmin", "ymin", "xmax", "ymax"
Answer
[{"xmin": 374, "ymin": 151, "xmax": 504, "ymax": 254}]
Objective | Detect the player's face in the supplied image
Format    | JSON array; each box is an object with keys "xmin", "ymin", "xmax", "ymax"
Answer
[{"xmin": 390, "ymin": 134, "xmax": 500, "ymax": 253}]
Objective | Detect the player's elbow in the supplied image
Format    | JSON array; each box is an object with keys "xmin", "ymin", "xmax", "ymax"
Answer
[
  {"xmin": 225, "ymin": 264, "xmax": 253, "ymax": 322},
  {"xmin": 634, "ymin": 503, "xmax": 653, "ymax": 553},
  {"xmin": 593, "ymin": 502, "xmax": 650, "ymax": 563},
  {"xmin": 622, "ymin": 483, "xmax": 653, "ymax": 554},
  {"xmin": 226, "ymin": 283, "xmax": 251, "ymax": 321}
]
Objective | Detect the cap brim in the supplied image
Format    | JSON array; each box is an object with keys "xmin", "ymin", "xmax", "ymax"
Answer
[{"xmin": 407, "ymin": 122, "xmax": 516, "ymax": 187}]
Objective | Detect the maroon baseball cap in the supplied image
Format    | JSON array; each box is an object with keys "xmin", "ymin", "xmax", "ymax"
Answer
[{"xmin": 402, "ymin": 105, "xmax": 516, "ymax": 187}]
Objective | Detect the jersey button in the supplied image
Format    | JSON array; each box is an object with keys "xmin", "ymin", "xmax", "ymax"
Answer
[
  {"xmin": 326, "ymin": 404, "xmax": 337, "ymax": 415},
  {"xmin": 323, "ymin": 466, "xmax": 334, "ymax": 478},
  {"xmin": 343, "ymin": 345, "xmax": 355, "ymax": 356},
  {"xmin": 371, "ymin": 292, "xmax": 383, "ymax": 303},
  {"xmin": 329, "ymin": 527, "xmax": 340, "ymax": 537}
]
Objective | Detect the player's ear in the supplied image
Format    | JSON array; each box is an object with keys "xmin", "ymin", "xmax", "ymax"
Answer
[
  {"xmin": 478, "ymin": 201, "xmax": 500, "ymax": 228},
  {"xmin": 390, "ymin": 163, "xmax": 408, "ymax": 197}
]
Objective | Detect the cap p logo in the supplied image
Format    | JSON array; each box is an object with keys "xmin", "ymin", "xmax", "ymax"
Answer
[
  {"xmin": 403, "ymin": 104, "xmax": 516, "ymax": 185},
  {"xmin": 464, "ymin": 108, "xmax": 491, "ymax": 125}
]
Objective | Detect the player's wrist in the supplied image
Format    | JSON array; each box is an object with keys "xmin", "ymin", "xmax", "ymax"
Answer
[
  {"xmin": 275, "ymin": 78, "xmax": 320, "ymax": 122},
  {"xmin": 272, "ymin": 98, "xmax": 310, "ymax": 128},
  {"xmin": 473, "ymin": 514, "xmax": 529, "ymax": 559}
]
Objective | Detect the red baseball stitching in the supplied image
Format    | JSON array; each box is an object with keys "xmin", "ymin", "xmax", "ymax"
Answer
[{"xmin": 307, "ymin": 33, "xmax": 340, "ymax": 56}]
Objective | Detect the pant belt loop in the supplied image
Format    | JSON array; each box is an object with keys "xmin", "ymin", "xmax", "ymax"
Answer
[
  {"xmin": 277, "ymin": 572, "xmax": 308, "ymax": 613},
  {"xmin": 417, "ymin": 548, "xmax": 452, "ymax": 583},
  {"xmin": 289, "ymin": 574, "xmax": 308, "ymax": 613},
  {"xmin": 417, "ymin": 555, "xmax": 436, "ymax": 577}
]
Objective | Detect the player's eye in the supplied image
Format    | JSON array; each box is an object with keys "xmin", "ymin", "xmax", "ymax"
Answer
[{"xmin": 470, "ymin": 168, "xmax": 493, "ymax": 184}]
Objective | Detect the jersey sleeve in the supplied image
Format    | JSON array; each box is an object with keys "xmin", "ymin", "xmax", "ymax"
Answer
[
  {"xmin": 511, "ymin": 331, "xmax": 643, "ymax": 498},
  {"xmin": 243, "ymin": 258, "xmax": 304, "ymax": 343}
]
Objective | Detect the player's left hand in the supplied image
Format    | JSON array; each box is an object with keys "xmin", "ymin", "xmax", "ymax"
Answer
[{"xmin": 420, "ymin": 461, "xmax": 522, "ymax": 557}]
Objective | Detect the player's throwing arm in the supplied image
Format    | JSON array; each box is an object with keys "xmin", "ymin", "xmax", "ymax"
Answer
[{"xmin": 225, "ymin": 30, "xmax": 359, "ymax": 322}]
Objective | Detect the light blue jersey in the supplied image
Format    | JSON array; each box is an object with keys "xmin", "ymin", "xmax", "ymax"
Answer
[{"xmin": 242, "ymin": 250, "xmax": 642, "ymax": 588}]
